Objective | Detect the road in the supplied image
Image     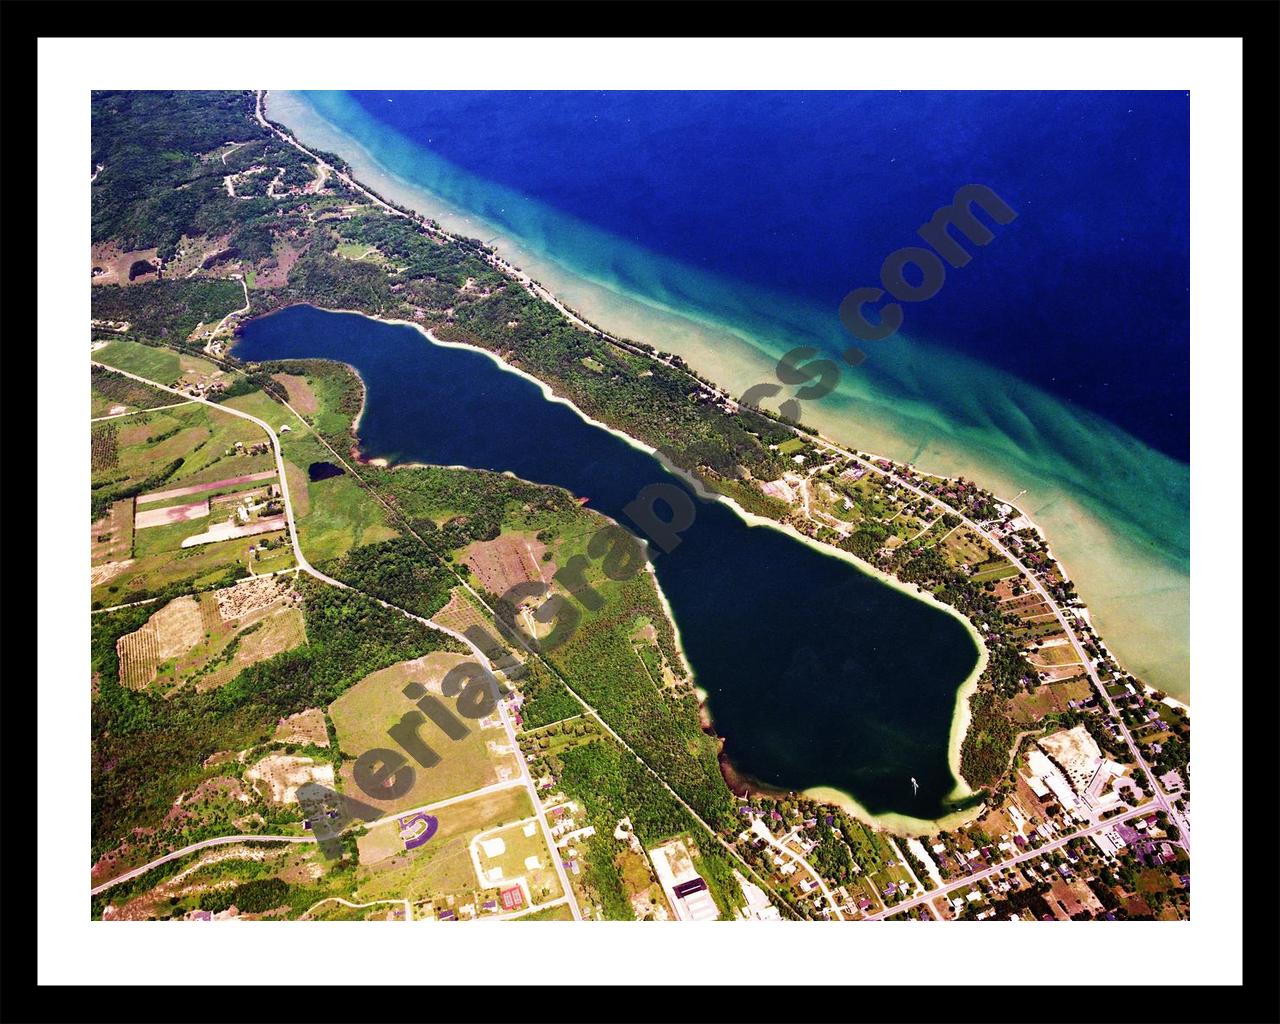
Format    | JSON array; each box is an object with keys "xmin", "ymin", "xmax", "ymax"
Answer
[
  {"xmin": 750, "ymin": 820, "xmax": 845, "ymax": 921},
  {"xmin": 805, "ymin": 438, "xmax": 1191, "ymax": 852},
  {"xmin": 88, "ymin": 362, "xmax": 582, "ymax": 919},
  {"xmin": 865, "ymin": 804, "xmax": 1154, "ymax": 921},
  {"xmin": 91, "ymin": 834, "xmax": 316, "ymax": 896}
]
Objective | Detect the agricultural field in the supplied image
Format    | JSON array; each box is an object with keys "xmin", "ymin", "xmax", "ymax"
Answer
[
  {"xmin": 113, "ymin": 576, "xmax": 305, "ymax": 692},
  {"xmin": 92, "ymin": 338, "xmax": 223, "ymax": 391},
  {"xmin": 91, "ymin": 499, "xmax": 135, "ymax": 566},
  {"xmin": 89, "ymin": 396, "xmax": 295, "ymax": 604},
  {"xmin": 279, "ymin": 430, "xmax": 398, "ymax": 563},
  {"xmin": 353, "ymin": 786, "xmax": 533, "ymax": 907},
  {"xmin": 328, "ymin": 653, "xmax": 520, "ymax": 815},
  {"xmin": 92, "ymin": 531, "xmax": 286, "ymax": 608},
  {"xmin": 460, "ymin": 530, "xmax": 553, "ymax": 597},
  {"xmin": 91, "ymin": 401, "xmax": 275, "ymax": 516},
  {"xmin": 92, "ymin": 366, "xmax": 177, "ymax": 417}
]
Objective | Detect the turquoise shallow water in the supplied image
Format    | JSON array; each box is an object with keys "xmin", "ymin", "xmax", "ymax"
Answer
[{"xmin": 266, "ymin": 91, "xmax": 1190, "ymax": 701}]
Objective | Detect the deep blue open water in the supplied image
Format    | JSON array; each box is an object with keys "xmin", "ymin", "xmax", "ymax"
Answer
[
  {"xmin": 344, "ymin": 89, "xmax": 1190, "ymax": 461},
  {"xmin": 238, "ymin": 305, "xmax": 983, "ymax": 821},
  {"xmin": 272, "ymin": 90, "xmax": 1192, "ymax": 699}
]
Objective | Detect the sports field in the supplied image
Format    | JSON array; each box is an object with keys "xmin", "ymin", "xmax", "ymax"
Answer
[{"xmin": 354, "ymin": 786, "xmax": 533, "ymax": 905}]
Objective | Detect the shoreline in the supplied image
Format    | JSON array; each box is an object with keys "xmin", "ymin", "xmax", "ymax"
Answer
[
  {"xmin": 240, "ymin": 94, "xmax": 1191, "ymax": 830},
  {"xmin": 235, "ymin": 303, "xmax": 989, "ymax": 836},
  {"xmin": 262, "ymin": 89, "xmax": 1188, "ymax": 706}
]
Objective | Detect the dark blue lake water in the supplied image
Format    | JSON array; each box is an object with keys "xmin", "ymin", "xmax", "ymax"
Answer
[
  {"xmin": 238, "ymin": 305, "xmax": 983, "ymax": 820},
  {"xmin": 346, "ymin": 89, "xmax": 1190, "ymax": 462}
]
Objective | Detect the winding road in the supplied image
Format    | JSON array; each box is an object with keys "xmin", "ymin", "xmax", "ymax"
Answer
[{"xmin": 88, "ymin": 361, "xmax": 583, "ymax": 919}]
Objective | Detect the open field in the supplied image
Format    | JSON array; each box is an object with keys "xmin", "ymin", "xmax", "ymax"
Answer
[
  {"xmin": 92, "ymin": 528, "xmax": 292, "ymax": 607},
  {"xmin": 281, "ymin": 435, "xmax": 398, "ymax": 562},
  {"xmin": 939, "ymin": 527, "xmax": 997, "ymax": 568},
  {"xmin": 91, "ymin": 365, "xmax": 176, "ymax": 417},
  {"xmin": 114, "ymin": 577, "xmax": 305, "ymax": 691},
  {"xmin": 461, "ymin": 530, "xmax": 552, "ymax": 597},
  {"xmin": 354, "ymin": 787, "xmax": 533, "ymax": 905},
  {"xmin": 93, "ymin": 340, "xmax": 218, "ymax": 387},
  {"xmin": 329, "ymin": 653, "xmax": 519, "ymax": 816},
  {"xmin": 244, "ymin": 753, "xmax": 334, "ymax": 806},
  {"xmin": 270, "ymin": 373, "xmax": 319, "ymax": 416},
  {"xmin": 135, "ymin": 499, "xmax": 210, "ymax": 530},
  {"xmin": 970, "ymin": 559, "xmax": 1020, "ymax": 583},
  {"xmin": 473, "ymin": 818, "xmax": 563, "ymax": 906},
  {"xmin": 91, "ymin": 401, "xmax": 275, "ymax": 528},
  {"xmin": 91, "ymin": 499, "xmax": 135, "ymax": 565},
  {"xmin": 1028, "ymin": 642, "xmax": 1083, "ymax": 668},
  {"xmin": 180, "ymin": 514, "xmax": 288, "ymax": 548},
  {"xmin": 1009, "ymin": 679, "xmax": 1095, "ymax": 725},
  {"xmin": 138, "ymin": 470, "xmax": 277, "ymax": 505},
  {"xmin": 274, "ymin": 708, "xmax": 330, "ymax": 747},
  {"xmin": 221, "ymin": 389, "xmax": 298, "ymax": 428},
  {"xmin": 90, "ymin": 242, "xmax": 160, "ymax": 288}
]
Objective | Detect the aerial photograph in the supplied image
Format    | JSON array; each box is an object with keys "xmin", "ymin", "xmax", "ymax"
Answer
[{"xmin": 88, "ymin": 88, "xmax": 1193, "ymax": 927}]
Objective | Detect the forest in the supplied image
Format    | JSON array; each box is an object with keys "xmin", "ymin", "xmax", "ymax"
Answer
[{"xmin": 91, "ymin": 579, "xmax": 460, "ymax": 860}]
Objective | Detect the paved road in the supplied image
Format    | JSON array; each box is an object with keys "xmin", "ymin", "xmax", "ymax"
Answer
[
  {"xmin": 88, "ymin": 363, "xmax": 583, "ymax": 919},
  {"xmin": 750, "ymin": 820, "xmax": 845, "ymax": 921},
  {"xmin": 815, "ymin": 442, "xmax": 1191, "ymax": 852},
  {"xmin": 92, "ymin": 834, "xmax": 316, "ymax": 896},
  {"xmin": 866, "ymin": 804, "xmax": 1154, "ymax": 921}
]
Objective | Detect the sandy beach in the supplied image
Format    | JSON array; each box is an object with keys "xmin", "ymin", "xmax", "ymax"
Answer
[{"xmin": 264, "ymin": 90, "xmax": 1190, "ymax": 703}]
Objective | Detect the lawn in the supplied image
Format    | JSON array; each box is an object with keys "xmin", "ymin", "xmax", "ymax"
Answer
[
  {"xmin": 473, "ymin": 818, "xmax": 563, "ymax": 905},
  {"xmin": 94, "ymin": 339, "xmax": 182, "ymax": 384},
  {"xmin": 353, "ymin": 786, "xmax": 532, "ymax": 905},
  {"xmin": 329, "ymin": 653, "xmax": 519, "ymax": 816}
]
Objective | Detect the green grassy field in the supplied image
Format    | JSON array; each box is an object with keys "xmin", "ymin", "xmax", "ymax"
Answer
[
  {"xmin": 221, "ymin": 389, "xmax": 297, "ymax": 429},
  {"xmin": 94, "ymin": 340, "xmax": 183, "ymax": 383},
  {"xmin": 354, "ymin": 786, "xmax": 533, "ymax": 905},
  {"xmin": 329, "ymin": 653, "xmax": 518, "ymax": 816},
  {"xmin": 474, "ymin": 818, "xmax": 562, "ymax": 904}
]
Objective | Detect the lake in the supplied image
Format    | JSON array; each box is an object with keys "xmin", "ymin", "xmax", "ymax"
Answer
[{"xmin": 237, "ymin": 304, "xmax": 984, "ymax": 823}]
